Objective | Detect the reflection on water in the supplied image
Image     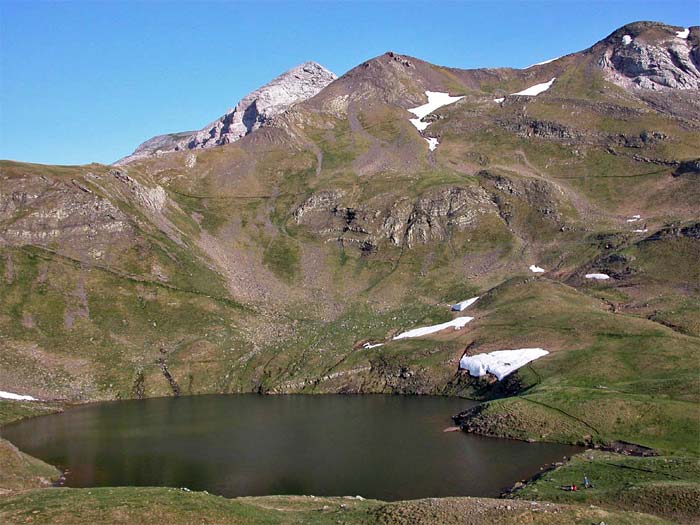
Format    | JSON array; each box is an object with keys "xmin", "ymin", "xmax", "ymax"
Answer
[{"xmin": 2, "ymin": 394, "xmax": 580, "ymax": 500}]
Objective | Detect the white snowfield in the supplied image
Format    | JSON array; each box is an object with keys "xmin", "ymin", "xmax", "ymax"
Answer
[
  {"xmin": 408, "ymin": 91, "xmax": 464, "ymax": 122},
  {"xmin": 676, "ymin": 28, "xmax": 689, "ymax": 39},
  {"xmin": 525, "ymin": 56, "xmax": 561, "ymax": 68},
  {"xmin": 425, "ymin": 137, "xmax": 439, "ymax": 151},
  {"xmin": 460, "ymin": 348, "xmax": 549, "ymax": 381},
  {"xmin": 408, "ymin": 91, "xmax": 464, "ymax": 135},
  {"xmin": 585, "ymin": 273, "xmax": 610, "ymax": 280},
  {"xmin": 529, "ymin": 265, "xmax": 545, "ymax": 273},
  {"xmin": 493, "ymin": 97, "xmax": 505, "ymax": 103},
  {"xmin": 634, "ymin": 229, "xmax": 648, "ymax": 233},
  {"xmin": 0, "ymin": 390, "xmax": 37, "ymax": 401},
  {"xmin": 622, "ymin": 35, "xmax": 633, "ymax": 45},
  {"xmin": 393, "ymin": 316, "xmax": 473, "ymax": 340},
  {"xmin": 362, "ymin": 342, "xmax": 384, "ymax": 349},
  {"xmin": 452, "ymin": 296, "xmax": 479, "ymax": 311},
  {"xmin": 626, "ymin": 214, "xmax": 641, "ymax": 223},
  {"xmin": 511, "ymin": 78, "xmax": 556, "ymax": 96},
  {"xmin": 410, "ymin": 118, "xmax": 430, "ymax": 132}
]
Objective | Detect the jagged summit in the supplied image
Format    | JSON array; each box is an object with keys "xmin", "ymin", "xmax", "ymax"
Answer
[
  {"xmin": 116, "ymin": 61, "xmax": 336, "ymax": 164},
  {"xmin": 116, "ymin": 21, "xmax": 699, "ymax": 166},
  {"xmin": 592, "ymin": 21, "xmax": 700, "ymax": 90}
]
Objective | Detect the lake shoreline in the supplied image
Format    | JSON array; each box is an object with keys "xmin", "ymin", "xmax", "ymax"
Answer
[{"xmin": 2, "ymin": 394, "xmax": 581, "ymax": 501}]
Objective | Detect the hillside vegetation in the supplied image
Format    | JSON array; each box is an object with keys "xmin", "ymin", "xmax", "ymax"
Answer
[{"xmin": 1, "ymin": 20, "xmax": 698, "ymax": 524}]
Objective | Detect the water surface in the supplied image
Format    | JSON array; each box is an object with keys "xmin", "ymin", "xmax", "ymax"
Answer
[{"xmin": 2, "ymin": 394, "xmax": 580, "ymax": 500}]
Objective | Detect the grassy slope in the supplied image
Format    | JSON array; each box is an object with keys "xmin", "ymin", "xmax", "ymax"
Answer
[
  {"xmin": 454, "ymin": 276, "xmax": 700, "ymax": 523},
  {"xmin": 456, "ymin": 277, "xmax": 699, "ymax": 453},
  {"xmin": 514, "ymin": 450, "xmax": 700, "ymax": 524},
  {"xmin": 0, "ymin": 488, "xmax": 672, "ymax": 525},
  {"xmin": 0, "ymin": 401, "xmax": 63, "ymax": 426},
  {"xmin": 0, "ymin": 438, "xmax": 60, "ymax": 493},
  {"xmin": 0, "ymin": 246, "xmax": 253, "ymax": 400}
]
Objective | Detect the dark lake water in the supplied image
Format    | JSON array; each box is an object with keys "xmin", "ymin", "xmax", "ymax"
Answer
[{"xmin": 1, "ymin": 394, "xmax": 580, "ymax": 500}]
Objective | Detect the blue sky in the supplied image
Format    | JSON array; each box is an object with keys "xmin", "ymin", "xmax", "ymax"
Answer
[{"xmin": 1, "ymin": 1, "xmax": 697, "ymax": 165}]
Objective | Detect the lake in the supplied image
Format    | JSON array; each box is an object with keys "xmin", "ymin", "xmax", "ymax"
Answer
[{"xmin": 1, "ymin": 394, "xmax": 580, "ymax": 500}]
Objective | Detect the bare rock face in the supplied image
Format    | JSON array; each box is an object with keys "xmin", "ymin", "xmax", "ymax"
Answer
[
  {"xmin": 597, "ymin": 22, "xmax": 700, "ymax": 90},
  {"xmin": 0, "ymin": 175, "xmax": 132, "ymax": 257},
  {"xmin": 293, "ymin": 186, "xmax": 497, "ymax": 250},
  {"xmin": 117, "ymin": 62, "xmax": 336, "ymax": 164},
  {"xmin": 108, "ymin": 169, "xmax": 167, "ymax": 213}
]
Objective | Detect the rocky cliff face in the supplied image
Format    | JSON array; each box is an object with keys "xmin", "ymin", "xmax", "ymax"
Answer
[
  {"xmin": 292, "ymin": 175, "xmax": 569, "ymax": 252},
  {"xmin": 294, "ymin": 186, "xmax": 499, "ymax": 250},
  {"xmin": 596, "ymin": 22, "xmax": 700, "ymax": 90},
  {"xmin": 116, "ymin": 62, "xmax": 336, "ymax": 164},
  {"xmin": 0, "ymin": 165, "xmax": 188, "ymax": 284},
  {"xmin": 0, "ymin": 173, "xmax": 133, "ymax": 259}
]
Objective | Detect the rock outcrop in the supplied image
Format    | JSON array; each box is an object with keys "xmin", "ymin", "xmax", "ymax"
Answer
[
  {"xmin": 673, "ymin": 158, "xmax": 700, "ymax": 177},
  {"xmin": 0, "ymin": 175, "xmax": 132, "ymax": 253},
  {"xmin": 293, "ymin": 186, "xmax": 498, "ymax": 250},
  {"xmin": 116, "ymin": 62, "xmax": 336, "ymax": 164},
  {"xmin": 596, "ymin": 22, "xmax": 700, "ymax": 90}
]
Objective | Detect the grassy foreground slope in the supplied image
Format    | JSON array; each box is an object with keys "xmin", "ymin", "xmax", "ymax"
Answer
[
  {"xmin": 515, "ymin": 451, "xmax": 700, "ymax": 524},
  {"xmin": 0, "ymin": 488, "xmax": 672, "ymax": 525},
  {"xmin": 0, "ymin": 439, "xmax": 60, "ymax": 495}
]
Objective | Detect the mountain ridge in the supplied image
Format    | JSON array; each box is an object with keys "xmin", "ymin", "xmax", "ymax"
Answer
[
  {"xmin": 116, "ymin": 61, "xmax": 337, "ymax": 165},
  {"xmin": 115, "ymin": 21, "xmax": 698, "ymax": 166}
]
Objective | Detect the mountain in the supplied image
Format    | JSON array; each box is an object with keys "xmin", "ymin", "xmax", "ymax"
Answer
[
  {"xmin": 596, "ymin": 21, "xmax": 700, "ymax": 90},
  {"xmin": 115, "ymin": 61, "xmax": 336, "ymax": 164},
  {"xmin": 1, "ymin": 22, "xmax": 699, "ymax": 519},
  {"xmin": 2, "ymin": 18, "xmax": 700, "ymax": 522}
]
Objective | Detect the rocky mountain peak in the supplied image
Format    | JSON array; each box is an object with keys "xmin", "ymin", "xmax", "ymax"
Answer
[
  {"xmin": 303, "ymin": 51, "xmax": 457, "ymax": 115},
  {"xmin": 594, "ymin": 21, "xmax": 700, "ymax": 90},
  {"xmin": 116, "ymin": 62, "xmax": 336, "ymax": 165}
]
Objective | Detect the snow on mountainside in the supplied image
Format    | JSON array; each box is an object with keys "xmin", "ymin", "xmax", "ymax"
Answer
[
  {"xmin": 511, "ymin": 78, "xmax": 556, "ymax": 96},
  {"xmin": 116, "ymin": 62, "xmax": 336, "ymax": 164},
  {"xmin": 116, "ymin": 22, "xmax": 699, "ymax": 165}
]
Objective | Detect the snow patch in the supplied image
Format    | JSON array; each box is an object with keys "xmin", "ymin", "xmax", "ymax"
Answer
[
  {"xmin": 525, "ymin": 56, "xmax": 561, "ymax": 68},
  {"xmin": 425, "ymin": 137, "xmax": 439, "ymax": 151},
  {"xmin": 511, "ymin": 78, "xmax": 556, "ymax": 96},
  {"xmin": 362, "ymin": 342, "xmax": 384, "ymax": 349},
  {"xmin": 460, "ymin": 348, "xmax": 549, "ymax": 381},
  {"xmin": 676, "ymin": 28, "xmax": 689, "ymax": 39},
  {"xmin": 0, "ymin": 390, "xmax": 37, "ymax": 401},
  {"xmin": 493, "ymin": 97, "xmax": 505, "ymax": 103},
  {"xmin": 408, "ymin": 91, "xmax": 464, "ymax": 132},
  {"xmin": 529, "ymin": 265, "xmax": 545, "ymax": 273},
  {"xmin": 408, "ymin": 91, "xmax": 465, "ymax": 120},
  {"xmin": 409, "ymin": 118, "xmax": 430, "ymax": 132},
  {"xmin": 622, "ymin": 35, "xmax": 633, "ymax": 45},
  {"xmin": 626, "ymin": 215, "xmax": 641, "ymax": 223},
  {"xmin": 585, "ymin": 273, "xmax": 610, "ymax": 280},
  {"xmin": 393, "ymin": 316, "xmax": 473, "ymax": 340},
  {"xmin": 452, "ymin": 296, "xmax": 479, "ymax": 311},
  {"xmin": 634, "ymin": 229, "xmax": 648, "ymax": 233}
]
